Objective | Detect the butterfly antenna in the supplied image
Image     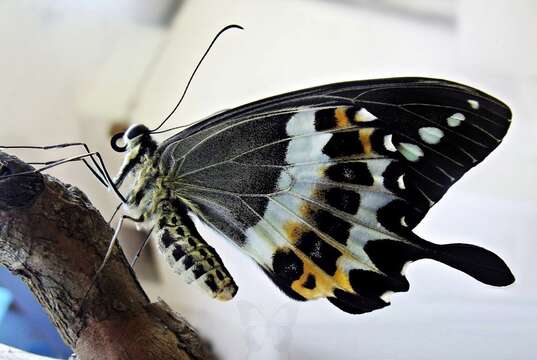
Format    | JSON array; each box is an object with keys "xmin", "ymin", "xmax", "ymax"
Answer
[{"xmin": 150, "ymin": 24, "xmax": 244, "ymax": 133}]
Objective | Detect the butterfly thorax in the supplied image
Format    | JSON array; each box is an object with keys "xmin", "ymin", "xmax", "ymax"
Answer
[
  {"xmin": 113, "ymin": 133, "xmax": 161, "ymax": 219},
  {"xmin": 128, "ymin": 157, "xmax": 163, "ymax": 220}
]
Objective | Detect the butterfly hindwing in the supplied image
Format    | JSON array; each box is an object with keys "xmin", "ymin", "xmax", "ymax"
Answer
[{"xmin": 160, "ymin": 78, "xmax": 512, "ymax": 314}]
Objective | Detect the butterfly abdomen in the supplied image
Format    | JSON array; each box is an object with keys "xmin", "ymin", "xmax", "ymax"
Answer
[{"xmin": 154, "ymin": 199, "xmax": 238, "ymax": 300}]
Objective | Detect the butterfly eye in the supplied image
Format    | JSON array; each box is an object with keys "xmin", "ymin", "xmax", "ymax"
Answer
[{"xmin": 112, "ymin": 124, "xmax": 150, "ymax": 152}]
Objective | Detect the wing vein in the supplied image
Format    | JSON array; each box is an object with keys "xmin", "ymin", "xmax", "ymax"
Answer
[{"xmin": 267, "ymin": 196, "xmax": 379, "ymax": 272}]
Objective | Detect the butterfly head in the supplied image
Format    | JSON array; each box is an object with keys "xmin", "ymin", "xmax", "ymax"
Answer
[
  {"xmin": 125, "ymin": 124, "xmax": 150, "ymax": 142},
  {"xmin": 111, "ymin": 124, "xmax": 154, "ymax": 153}
]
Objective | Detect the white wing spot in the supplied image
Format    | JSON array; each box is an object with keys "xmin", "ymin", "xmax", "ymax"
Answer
[
  {"xmin": 342, "ymin": 167, "xmax": 355, "ymax": 180},
  {"xmin": 418, "ymin": 127, "xmax": 444, "ymax": 144},
  {"xmin": 285, "ymin": 133, "xmax": 332, "ymax": 164},
  {"xmin": 355, "ymin": 108, "xmax": 377, "ymax": 122},
  {"xmin": 447, "ymin": 112, "xmax": 465, "ymax": 127},
  {"xmin": 397, "ymin": 174, "xmax": 406, "ymax": 189},
  {"xmin": 401, "ymin": 261, "xmax": 412, "ymax": 275},
  {"xmin": 397, "ymin": 142, "xmax": 424, "ymax": 162},
  {"xmin": 288, "ymin": 262, "xmax": 298, "ymax": 272},
  {"xmin": 286, "ymin": 111, "xmax": 315, "ymax": 136},
  {"xmin": 384, "ymin": 134, "xmax": 397, "ymax": 152},
  {"xmin": 311, "ymin": 240, "xmax": 322, "ymax": 258},
  {"xmin": 468, "ymin": 99, "xmax": 480, "ymax": 110},
  {"xmin": 381, "ymin": 291, "xmax": 394, "ymax": 303}
]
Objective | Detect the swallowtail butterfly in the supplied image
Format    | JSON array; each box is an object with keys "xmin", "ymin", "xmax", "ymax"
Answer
[
  {"xmin": 1, "ymin": 26, "xmax": 515, "ymax": 315},
  {"xmin": 113, "ymin": 76, "xmax": 514, "ymax": 314}
]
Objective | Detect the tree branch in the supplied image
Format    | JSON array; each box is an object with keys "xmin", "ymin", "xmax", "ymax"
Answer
[{"xmin": 0, "ymin": 151, "xmax": 217, "ymax": 360}]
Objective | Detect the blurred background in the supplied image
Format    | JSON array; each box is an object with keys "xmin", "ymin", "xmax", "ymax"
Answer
[{"xmin": 0, "ymin": 0, "xmax": 536, "ymax": 359}]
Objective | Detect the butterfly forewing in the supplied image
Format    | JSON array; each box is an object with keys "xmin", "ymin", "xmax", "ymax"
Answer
[{"xmin": 157, "ymin": 78, "xmax": 511, "ymax": 314}]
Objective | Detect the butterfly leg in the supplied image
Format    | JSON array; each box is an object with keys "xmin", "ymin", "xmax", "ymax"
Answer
[
  {"xmin": 0, "ymin": 150, "xmax": 127, "ymax": 204},
  {"xmin": 155, "ymin": 198, "xmax": 238, "ymax": 300},
  {"xmin": 1, "ymin": 142, "xmax": 108, "ymax": 187},
  {"xmin": 77, "ymin": 214, "xmax": 144, "ymax": 313},
  {"xmin": 130, "ymin": 226, "xmax": 154, "ymax": 267}
]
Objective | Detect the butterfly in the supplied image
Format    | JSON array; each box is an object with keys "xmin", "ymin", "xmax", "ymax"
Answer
[{"xmin": 113, "ymin": 76, "xmax": 515, "ymax": 314}]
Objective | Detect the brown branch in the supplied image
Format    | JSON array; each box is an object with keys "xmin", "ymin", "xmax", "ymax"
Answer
[{"xmin": 0, "ymin": 151, "xmax": 217, "ymax": 360}]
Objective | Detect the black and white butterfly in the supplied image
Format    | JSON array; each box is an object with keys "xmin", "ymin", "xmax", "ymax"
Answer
[
  {"xmin": 1, "ymin": 26, "xmax": 515, "ymax": 315},
  {"xmin": 111, "ymin": 75, "xmax": 514, "ymax": 314}
]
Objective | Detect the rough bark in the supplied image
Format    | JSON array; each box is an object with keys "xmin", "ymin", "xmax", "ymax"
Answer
[{"xmin": 0, "ymin": 151, "xmax": 217, "ymax": 360}]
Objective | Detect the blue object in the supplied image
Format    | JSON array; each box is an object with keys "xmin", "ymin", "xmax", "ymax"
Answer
[{"xmin": 0, "ymin": 267, "xmax": 72, "ymax": 359}]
